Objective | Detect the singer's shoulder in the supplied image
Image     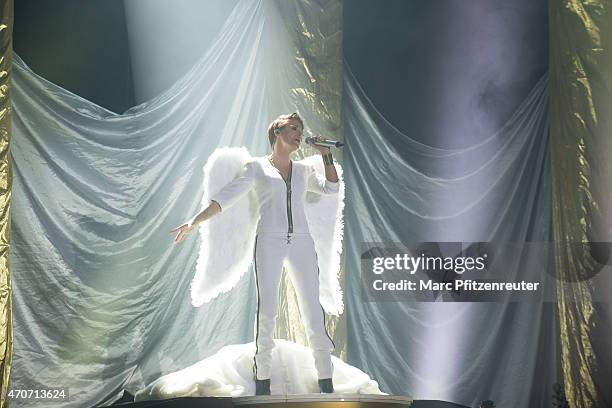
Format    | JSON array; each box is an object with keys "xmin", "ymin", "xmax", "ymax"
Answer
[
  {"xmin": 294, "ymin": 157, "xmax": 317, "ymax": 164},
  {"xmin": 248, "ymin": 156, "xmax": 269, "ymax": 165},
  {"xmin": 294, "ymin": 156, "xmax": 321, "ymax": 172},
  {"xmin": 231, "ymin": 156, "xmax": 267, "ymax": 173}
]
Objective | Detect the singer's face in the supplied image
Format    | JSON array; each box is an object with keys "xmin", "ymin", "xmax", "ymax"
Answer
[{"xmin": 277, "ymin": 119, "xmax": 304, "ymax": 151}]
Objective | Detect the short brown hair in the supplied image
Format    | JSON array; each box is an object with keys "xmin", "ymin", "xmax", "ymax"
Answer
[{"xmin": 267, "ymin": 112, "xmax": 304, "ymax": 147}]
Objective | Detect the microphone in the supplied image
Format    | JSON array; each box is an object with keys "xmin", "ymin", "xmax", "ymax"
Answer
[{"xmin": 305, "ymin": 136, "xmax": 345, "ymax": 148}]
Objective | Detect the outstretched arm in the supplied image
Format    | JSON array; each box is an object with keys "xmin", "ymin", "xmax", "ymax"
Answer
[
  {"xmin": 171, "ymin": 201, "xmax": 221, "ymax": 243},
  {"xmin": 171, "ymin": 161, "xmax": 255, "ymax": 243}
]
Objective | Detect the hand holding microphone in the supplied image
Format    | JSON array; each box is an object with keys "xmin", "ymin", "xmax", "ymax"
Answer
[{"xmin": 306, "ymin": 134, "xmax": 341, "ymax": 168}]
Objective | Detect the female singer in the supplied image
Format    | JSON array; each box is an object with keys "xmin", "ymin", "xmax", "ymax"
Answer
[{"xmin": 172, "ymin": 113, "xmax": 340, "ymax": 395}]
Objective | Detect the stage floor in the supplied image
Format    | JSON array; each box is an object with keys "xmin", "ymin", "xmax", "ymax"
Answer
[{"xmin": 110, "ymin": 394, "xmax": 413, "ymax": 408}]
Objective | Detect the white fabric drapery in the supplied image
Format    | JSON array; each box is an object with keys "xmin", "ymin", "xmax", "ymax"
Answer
[
  {"xmin": 10, "ymin": 1, "xmax": 336, "ymax": 406},
  {"xmin": 343, "ymin": 67, "xmax": 555, "ymax": 407}
]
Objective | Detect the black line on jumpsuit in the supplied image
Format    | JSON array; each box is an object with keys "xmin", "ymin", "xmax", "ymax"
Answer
[
  {"xmin": 253, "ymin": 235, "xmax": 260, "ymax": 379},
  {"xmin": 286, "ymin": 161, "xmax": 293, "ymax": 235}
]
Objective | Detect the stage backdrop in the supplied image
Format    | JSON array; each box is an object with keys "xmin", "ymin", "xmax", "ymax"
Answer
[
  {"xmin": 343, "ymin": 1, "xmax": 556, "ymax": 407},
  {"xmin": 7, "ymin": 0, "xmax": 611, "ymax": 407}
]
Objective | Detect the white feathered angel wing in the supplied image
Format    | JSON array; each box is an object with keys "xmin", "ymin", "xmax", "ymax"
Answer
[
  {"xmin": 190, "ymin": 147, "xmax": 257, "ymax": 307},
  {"xmin": 302, "ymin": 156, "xmax": 345, "ymax": 316}
]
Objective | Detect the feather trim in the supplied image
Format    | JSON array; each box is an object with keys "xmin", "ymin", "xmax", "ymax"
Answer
[
  {"xmin": 190, "ymin": 147, "xmax": 256, "ymax": 307},
  {"xmin": 301, "ymin": 156, "xmax": 345, "ymax": 315}
]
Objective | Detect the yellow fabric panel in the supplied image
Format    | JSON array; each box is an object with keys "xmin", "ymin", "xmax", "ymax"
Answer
[
  {"xmin": 274, "ymin": 0, "xmax": 343, "ymax": 143},
  {"xmin": 550, "ymin": 1, "xmax": 612, "ymax": 406},
  {"xmin": 0, "ymin": 0, "xmax": 12, "ymax": 406}
]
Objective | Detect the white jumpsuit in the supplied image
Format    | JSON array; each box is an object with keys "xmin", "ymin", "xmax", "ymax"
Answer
[{"xmin": 211, "ymin": 157, "xmax": 339, "ymax": 380}]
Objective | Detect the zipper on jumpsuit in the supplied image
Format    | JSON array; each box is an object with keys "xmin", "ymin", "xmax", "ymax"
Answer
[{"xmin": 286, "ymin": 163, "xmax": 293, "ymax": 244}]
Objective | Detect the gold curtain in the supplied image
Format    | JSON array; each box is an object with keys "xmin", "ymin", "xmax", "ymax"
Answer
[
  {"xmin": 271, "ymin": 0, "xmax": 347, "ymax": 359},
  {"xmin": 550, "ymin": 1, "xmax": 612, "ymax": 406},
  {"xmin": 0, "ymin": 0, "xmax": 12, "ymax": 406}
]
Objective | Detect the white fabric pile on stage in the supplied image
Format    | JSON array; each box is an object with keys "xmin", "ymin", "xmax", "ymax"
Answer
[{"xmin": 134, "ymin": 340, "xmax": 383, "ymax": 400}]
